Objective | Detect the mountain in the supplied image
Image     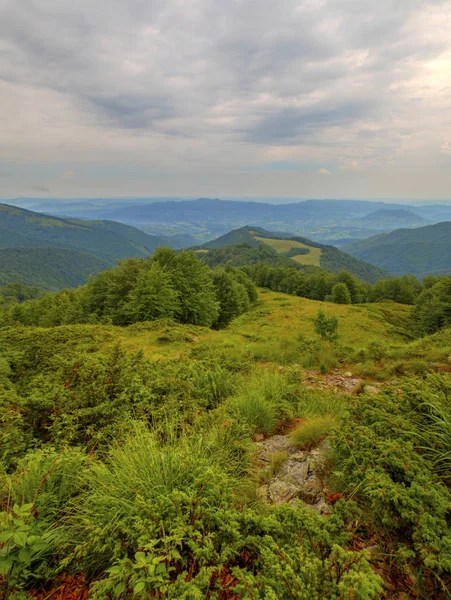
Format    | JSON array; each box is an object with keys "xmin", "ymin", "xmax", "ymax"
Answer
[
  {"xmin": 0, "ymin": 204, "xmax": 173, "ymax": 262},
  {"xmin": 198, "ymin": 226, "xmax": 391, "ymax": 283},
  {"xmin": 6, "ymin": 197, "xmax": 451, "ymax": 244},
  {"xmin": 0, "ymin": 247, "xmax": 110, "ymax": 290},
  {"xmin": 343, "ymin": 221, "xmax": 451, "ymax": 277},
  {"xmin": 360, "ymin": 209, "xmax": 429, "ymax": 229}
]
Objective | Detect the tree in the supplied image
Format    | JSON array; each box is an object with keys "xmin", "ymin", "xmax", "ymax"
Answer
[
  {"xmin": 124, "ymin": 263, "xmax": 179, "ymax": 323},
  {"xmin": 314, "ymin": 309, "xmax": 339, "ymax": 340},
  {"xmin": 331, "ymin": 282, "xmax": 351, "ymax": 304}
]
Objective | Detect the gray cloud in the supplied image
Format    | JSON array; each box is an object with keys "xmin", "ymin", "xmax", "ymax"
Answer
[{"xmin": 0, "ymin": 0, "xmax": 451, "ymax": 198}]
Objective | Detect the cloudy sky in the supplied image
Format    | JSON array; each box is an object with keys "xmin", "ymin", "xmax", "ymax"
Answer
[{"xmin": 1, "ymin": 0, "xmax": 451, "ymax": 200}]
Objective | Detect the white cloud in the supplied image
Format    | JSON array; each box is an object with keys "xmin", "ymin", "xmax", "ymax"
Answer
[{"xmin": 0, "ymin": 0, "xmax": 450, "ymax": 198}]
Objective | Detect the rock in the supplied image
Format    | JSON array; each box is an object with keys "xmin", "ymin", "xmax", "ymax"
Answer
[
  {"xmin": 344, "ymin": 371, "xmax": 353, "ymax": 377},
  {"xmin": 256, "ymin": 434, "xmax": 331, "ymax": 511},
  {"xmin": 365, "ymin": 385, "xmax": 380, "ymax": 396},
  {"xmin": 264, "ymin": 479, "xmax": 301, "ymax": 504},
  {"xmin": 253, "ymin": 433, "xmax": 264, "ymax": 443}
]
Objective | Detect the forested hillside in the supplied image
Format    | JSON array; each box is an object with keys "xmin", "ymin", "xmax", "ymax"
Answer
[
  {"xmin": 199, "ymin": 226, "xmax": 391, "ymax": 283},
  {"xmin": 0, "ymin": 247, "xmax": 110, "ymax": 290},
  {"xmin": 344, "ymin": 221, "xmax": 451, "ymax": 277},
  {"xmin": 0, "ymin": 204, "xmax": 173, "ymax": 262}
]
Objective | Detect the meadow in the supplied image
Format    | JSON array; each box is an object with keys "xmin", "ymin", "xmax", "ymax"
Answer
[{"xmin": 1, "ymin": 276, "xmax": 450, "ymax": 599}]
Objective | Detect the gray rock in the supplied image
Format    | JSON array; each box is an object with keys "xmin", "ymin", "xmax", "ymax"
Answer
[
  {"xmin": 256, "ymin": 434, "xmax": 331, "ymax": 511},
  {"xmin": 365, "ymin": 385, "xmax": 380, "ymax": 396}
]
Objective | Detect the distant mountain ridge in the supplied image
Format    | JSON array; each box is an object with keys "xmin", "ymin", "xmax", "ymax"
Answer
[
  {"xmin": 7, "ymin": 197, "xmax": 451, "ymax": 244},
  {"xmin": 343, "ymin": 221, "xmax": 451, "ymax": 277}
]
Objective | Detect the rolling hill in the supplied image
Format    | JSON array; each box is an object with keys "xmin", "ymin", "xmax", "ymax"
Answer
[
  {"xmin": 0, "ymin": 203, "xmax": 187, "ymax": 289},
  {"xmin": 0, "ymin": 203, "xmax": 173, "ymax": 262},
  {"xmin": 360, "ymin": 209, "xmax": 428, "ymax": 229},
  {"xmin": 0, "ymin": 247, "xmax": 110, "ymax": 290},
  {"xmin": 199, "ymin": 226, "xmax": 391, "ymax": 283},
  {"xmin": 343, "ymin": 221, "xmax": 451, "ymax": 277}
]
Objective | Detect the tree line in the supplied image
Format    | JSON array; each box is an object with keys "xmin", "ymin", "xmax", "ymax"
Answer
[{"xmin": 2, "ymin": 248, "xmax": 257, "ymax": 329}]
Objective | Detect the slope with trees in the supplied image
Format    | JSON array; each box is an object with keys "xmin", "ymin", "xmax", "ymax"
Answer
[{"xmin": 343, "ymin": 222, "xmax": 451, "ymax": 277}]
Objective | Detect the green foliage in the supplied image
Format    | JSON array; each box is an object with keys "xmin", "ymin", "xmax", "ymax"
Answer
[
  {"xmin": 5, "ymin": 248, "xmax": 257, "ymax": 330},
  {"xmin": 369, "ymin": 274, "xmax": 421, "ymax": 304},
  {"xmin": 332, "ymin": 376, "xmax": 451, "ymax": 591},
  {"xmin": 331, "ymin": 282, "xmax": 351, "ymax": 304},
  {"xmin": 314, "ymin": 309, "xmax": 339, "ymax": 340},
  {"xmin": 0, "ymin": 503, "xmax": 60, "ymax": 595},
  {"xmin": 412, "ymin": 275, "xmax": 451, "ymax": 335},
  {"xmin": 289, "ymin": 416, "xmax": 336, "ymax": 450}
]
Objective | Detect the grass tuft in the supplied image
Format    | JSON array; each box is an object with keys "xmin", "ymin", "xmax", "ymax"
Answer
[{"xmin": 289, "ymin": 416, "xmax": 336, "ymax": 450}]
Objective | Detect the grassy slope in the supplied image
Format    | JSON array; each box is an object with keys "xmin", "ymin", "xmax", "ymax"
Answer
[
  {"xmin": 17, "ymin": 289, "xmax": 410, "ymax": 368},
  {"xmin": 254, "ymin": 236, "xmax": 322, "ymax": 266},
  {"xmin": 2, "ymin": 288, "xmax": 450, "ymax": 599},
  {"xmin": 3, "ymin": 288, "xmax": 448, "ymax": 380}
]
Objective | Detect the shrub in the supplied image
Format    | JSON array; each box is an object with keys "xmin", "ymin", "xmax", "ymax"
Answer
[
  {"xmin": 314, "ymin": 309, "xmax": 339, "ymax": 341},
  {"xmin": 332, "ymin": 379, "xmax": 451, "ymax": 593}
]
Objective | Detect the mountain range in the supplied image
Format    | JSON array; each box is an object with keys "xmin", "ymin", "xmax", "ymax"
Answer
[{"xmin": 5, "ymin": 197, "xmax": 451, "ymax": 244}]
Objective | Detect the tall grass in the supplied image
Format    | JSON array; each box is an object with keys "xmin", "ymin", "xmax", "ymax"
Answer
[
  {"xmin": 289, "ymin": 416, "xmax": 337, "ymax": 450},
  {"xmin": 230, "ymin": 370, "xmax": 296, "ymax": 434},
  {"xmin": 69, "ymin": 421, "xmax": 252, "ymax": 573},
  {"xmin": 296, "ymin": 387, "xmax": 347, "ymax": 420}
]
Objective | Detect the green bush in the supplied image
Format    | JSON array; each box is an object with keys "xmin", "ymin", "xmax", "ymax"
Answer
[{"xmin": 332, "ymin": 377, "xmax": 451, "ymax": 593}]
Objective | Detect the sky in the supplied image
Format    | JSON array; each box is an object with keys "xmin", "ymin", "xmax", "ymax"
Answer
[{"xmin": 1, "ymin": 0, "xmax": 451, "ymax": 201}]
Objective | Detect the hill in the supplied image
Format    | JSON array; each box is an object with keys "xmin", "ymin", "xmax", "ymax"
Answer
[
  {"xmin": 360, "ymin": 209, "xmax": 428, "ymax": 229},
  {"xmin": 343, "ymin": 221, "xmax": 451, "ymax": 277},
  {"xmin": 0, "ymin": 247, "xmax": 110, "ymax": 290},
  {"xmin": 199, "ymin": 226, "xmax": 391, "ymax": 283},
  {"xmin": 0, "ymin": 204, "xmax": 173, "ymax": 263}
]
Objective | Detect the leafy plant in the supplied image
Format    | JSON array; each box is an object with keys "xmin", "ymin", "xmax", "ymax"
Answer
[
  {"xmin": 314, "ymin": 309, "xmax": 339, "ymax": 341},
  {"xmin": 0, "ymin": 503, "xmax": 58, "ymax": 596}
]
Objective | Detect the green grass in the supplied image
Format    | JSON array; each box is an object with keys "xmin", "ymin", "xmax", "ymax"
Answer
[
  {"xmin": 254, "ymin": 236, "xmax": 322, "ymax": 266},
  {"xmin": 289, "ymin": 416, "xmax": 337, "ymax": 450}
]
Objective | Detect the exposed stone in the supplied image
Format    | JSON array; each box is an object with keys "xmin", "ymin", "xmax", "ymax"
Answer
[
  {"xmin": 344, "ymin": 371, "xmax": 353, "ymax": 377},
  {"xmin": 256, "ymin": 433, "xmax": 331, "ymax": 513},
  {"xmin": 365, "ymin": 385, "xmax": 380, "ymax": 396}
]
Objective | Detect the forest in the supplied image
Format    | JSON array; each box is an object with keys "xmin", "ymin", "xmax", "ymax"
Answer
[{"xmin": 0, "ymin": 248, "xmax": 450, "ymax": 599}]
